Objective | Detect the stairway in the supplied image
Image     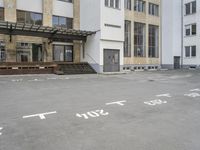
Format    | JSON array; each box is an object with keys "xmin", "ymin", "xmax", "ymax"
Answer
[{"xmin": 57, "ymin": 63, "xmax": 96, "ymax": 75}]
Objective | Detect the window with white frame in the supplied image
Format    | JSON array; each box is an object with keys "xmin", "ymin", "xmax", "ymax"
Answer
[
  {"xmin": 185, "ymin": 46, "xmax": 196, "ymax": 57},
  {"xmin": 185, "ymin": 24, "xmax": 196, "ymax": 36},
  {"xmin": 125, "ymin": 0, "xmax": 131, "ymax": 10},
  {"xmin": 185, "ymin": 1, "xmax": 196, "ymax": 15},
  {"xmin": 134, "ymin": 0, "xmax": 146, "ymax": 13},
  {"xmin": 105, "ymin": 0, "xmax": 121, "ymax": 9},
  {"xmin": 149, "ymin": 3, "xmax": 159, "ymax": 16}
]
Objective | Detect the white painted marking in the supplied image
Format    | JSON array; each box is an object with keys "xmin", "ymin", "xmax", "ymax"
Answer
[
  {"xmin": 156, "ymin": 93, "xmax": 171, "ymax": 98},
  {"xmin": 23, "ymin": 111, "xmax": 57, "ymax": 120},
  {"xmin": 190, "ymin": 89, "xmax": 200, "ymax": 92},
  {"xmin": 76, "ymin": 109, "xmax": 109, "ymax": 120},
  {"xmin": 28, "ymin": 79, "xmax": 44, "ymax": 82},
  {"xmin": 184, "ymin": 93, "xmax": 200, "ymax": 98},
  {"xmin": 106, "ymin": 100, "xmax": 127, "ymax": 106},
  {"xmin": 144, "ymin": 99, "xmax": 167, "ymax": 106},
  {"xmin": 12, "ymin": 79, "xmax": 23, "ymax": 82},
  {"xmin": 47, "ymin": 77, "xmax": 57, "ymax": 80},
  {"xmin": 0, "ymin": 127, "xmax": 3, "ymax": 135}
]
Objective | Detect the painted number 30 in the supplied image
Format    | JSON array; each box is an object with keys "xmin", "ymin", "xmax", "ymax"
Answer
[
  {"xmin": 76, "ymin": 110, "xmax": 109, "ymax": 119},
  {"xmin": 144, "ymin": 99, "xmax": 167, "ymax": 106}
]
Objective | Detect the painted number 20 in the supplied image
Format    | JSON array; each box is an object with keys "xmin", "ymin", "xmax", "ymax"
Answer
[{"xmin": 76, "ymin": 110, "xmax": 109, "ymax": 119}]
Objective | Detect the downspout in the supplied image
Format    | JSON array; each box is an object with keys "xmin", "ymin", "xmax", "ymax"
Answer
[
  {"xmin": 181, "ymin": 0, "xmax": 184, "ymax": 68},
  {"xmin": 160, "ymin": 0, "xmax": 163, "ymax": 68}
]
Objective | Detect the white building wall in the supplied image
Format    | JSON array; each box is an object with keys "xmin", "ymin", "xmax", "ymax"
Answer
[
  {"xmin": 183, "ymin": 0, "xmax": 200, "ymax": 66},
  {"xmin": 53, "ymin": 0, "xmax": 73, "ymax": 18},
  {"xmin": 16, "ymin": 0, "xmax": 43, "ymax": 13},
  {"xmin": 162, "ymin": 0, "xmax": 182, "ymax": 69},
  {"xmin": 0, "ymin": 0, "xmax": 4, "ymax": 7},
  {"xmin": 80, "ymin": 0, "xmax": 124, "ymax": 73}
]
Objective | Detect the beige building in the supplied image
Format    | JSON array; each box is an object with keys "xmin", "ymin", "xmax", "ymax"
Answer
[
  {"xmin": 124, "ymin": 0, "xmax": 161, "ymax": 70},
  {"xmin": 0, "ymin": 0, "xmax": 95, "ymax": 74}
]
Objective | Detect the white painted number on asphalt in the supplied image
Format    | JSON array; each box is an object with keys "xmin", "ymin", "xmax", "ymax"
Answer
[
  {"xmin": 23, "ymin": 111, "xmax": 57, "ymax": 120},
  {"xmin": 156, "ymin": 93, "xmax": 171, "ymax": 98},
  {"xmin": 76, "ymin": 110, "xmax": 109, "ymax": 119},
  {"xmin": 12, "ymin": 79, "xmax": 23, "ymax": 82},
  {"xmin": 184, "ymin": 93, "xmax": 200, "ymax": 98},
  {"xmin": 144, "ymin": 99, "xmax": 167, "ymax": 106},
  {"xmin": 0, "ymin": 127, "xmax": 3, "ymax": 135},
  {"xmin": 190, "ymin": 89, "xmax": 200, "ymax": 92},
  {"xmin": 106, "ymin": 100, "xmax": 127, "ymax": 106}
]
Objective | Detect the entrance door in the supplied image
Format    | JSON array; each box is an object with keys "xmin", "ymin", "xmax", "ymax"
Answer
[
  {"xmin": 174, "ymin": 56, "xmax": 180, "ymax": 69},
  {"xmin": 104, "ymin": 49, "xmax": 120, "ymax": 72},
  {"xmin": 32, "ymin": 44, "xmax": 43, "ymax": 62}
]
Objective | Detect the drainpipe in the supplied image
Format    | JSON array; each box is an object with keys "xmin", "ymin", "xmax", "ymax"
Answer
[{"xmin": 181, "ymin": 0, "xmax": 184, "ymax": 68}]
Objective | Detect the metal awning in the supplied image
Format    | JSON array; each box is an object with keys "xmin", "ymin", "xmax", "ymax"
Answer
[{"xmin": 0, "ymin": 21, "xmax": 96, "ymax": 43}]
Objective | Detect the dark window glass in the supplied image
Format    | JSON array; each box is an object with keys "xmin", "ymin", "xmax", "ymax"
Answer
[
  {"xmin": 185, "ymin": 3, "xmax": 191, "ymax": 15},
  {"xmin": 124, "ymin": 20, "xmax": 131, "ymax": 57},
  {"xmin": 191, "ymin": 46, "xmax": 196, "ymax": 57},
  {"xmin": 0, "ymin": 8, "xmax": 4, "ymax": 21},
  {"xmin": 125, "ymin": 0, "xmax": 131, "ymax": 10},
  {"xmin": 192, "ymin": 24, "xmax": 196, "ymax": 35},
  {"xmin": 0, "ymin": 41, "xmax": 5, "ymax": 62},
  {"xmin": 65, "ymin": 45, "xmax": 73, "ymax": 62},
  {"xmin": 192, "ymin": 1, "xmax": 196, "ymax": 13},
  {"xmin": 53, "ymin": 16, "xmax": 73, "ymax": 29},
  {"xmin": 149, "ymin": 3, "xmax": 159, "ymax": 16},
  {"xmin": 134, "ymin": 0, "xmax": 146, "ymax": 12},
  {"xmin": 185, "ymin": 46, "xmax": 190, "ymax": 57},
  {"xmin": 149, "ymin": 25, "xmax": 159, "ymax": 58},
  {"xmin": 53, "ymin": 45, "xmax": 73, "ymax": 62}
]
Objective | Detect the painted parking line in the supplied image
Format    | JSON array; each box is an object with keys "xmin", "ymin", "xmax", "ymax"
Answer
[
  {"xmin": 11, "ymin": 79, "xmax": 23, "ymax": 82},
  {"xmin": 28, "ymin": 79, "xmax": 45, "ymax": 82},
  {"xmin": 156, "ymin": 93, "xmax": 171, "ymax": 98},
  {"xmin": 144, "ymin": 99, "xmax": 167, "ymax": 106},
  {"xmin": 106, "ymin": 100, "xmax": 127, "ymax": 106},
  {"xmin": 76, "ymin": 109, "xmax": 109, "ymax": 119},
  {"xmin": 0, "ymin": 127, "xmax": 3, "ymax": 135},
  {"xmin": 23, "ymin": 111, "xmax": 57, "ymax": 120}
]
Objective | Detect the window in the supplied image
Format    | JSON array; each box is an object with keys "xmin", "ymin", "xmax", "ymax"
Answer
[
  {"xmin": 0, "ymin": 8, "xmax": 4, "ymax": 21},
  {"xmin": 134, "ymin": 0, "xmax": 146, "ymax": 12},
  {"xmin": 185, "ymin": 24, "xmax": 196, "ymax": 36},
  {"xmin": 185, "ymin": 46, "xmax": 196, "ymax": 57},
  {"xmin": 125, "ymin": 0, "xmax": 131, "ymax": 10},
  {"xmin": 53, "ymin": 16, "xmax": 73, "ymax": 29},
  {"xmin": 105, "ymin": 0, "xmax": 121, "ymax": 9},
  {"xmin": 58, "ymin": 0, "xmax": 73, "ymax": 2},
  {"xmin": 148, "ymin": 25, "xmax": 159, "ymax": 58},
  {"xmin": 149, "ymin": 3, "xmax": 159, "ymax": 16},
  {"xmin": 0, "ymin": 41, "xmax": 5, "ymax": 62},
  {"xmin": 17, "ymin": 10, "xmax": 42, "ymax": 25},
  {"xmin": 185, "ymin": 1, "xmax": 196, "ymax": 15},
  {"xmin": 53, "ymin": 45, "xmax": 73, "ymax": 62},
  {"xmin": 134, "ymin": 22, "xmax": 146, "ymax": 57},
  {"xmin": 124, "ymin": 20, "xmax": 131, "ymax": 57}
]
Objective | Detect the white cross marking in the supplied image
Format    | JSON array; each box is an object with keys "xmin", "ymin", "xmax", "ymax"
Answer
[
  {"xmin": 0, "ymin": 127, "xmax": 3, "ymax": 135},
  {"xmin": 156, "ymin": 93, "xmax": 171, "ymax": 98},
  {"xmin": 106, "ymin": 100, "xmax": 127, "ymax": 106},
  {"xmin": 23, "ymin": 111, "xmax": 57, "ymax": 120}
]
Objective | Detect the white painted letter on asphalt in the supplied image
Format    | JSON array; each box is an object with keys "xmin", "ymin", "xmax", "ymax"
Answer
[
  {"xmin": 156, "ymin": 93, "xmax": 171, "ymax": 98},
  {"xmin": 76, "ymin": 110, "xmax": 109, "ymax": 119},
  {"xmin": 106, "ymin": 100, "xmax": 127, "ymax": 106},
  {"xmin": 190, "ymin": 89, "xmax": 200, "ymax": 92},
  {"xmin": 184, "ymin": 93, "xmax": 200, "ymax": 98},
  {"xmin": 144, "ymin": 99, "xmax": 167, "ymax": 106},
  {"xmin": 23, "ymin": 111, "xmax": 57, "ymax": 120}
]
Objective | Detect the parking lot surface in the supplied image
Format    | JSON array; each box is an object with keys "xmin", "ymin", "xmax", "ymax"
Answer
[{"xmin": 0, "ymin": 70, "xmax": 200, "ymax": 150}]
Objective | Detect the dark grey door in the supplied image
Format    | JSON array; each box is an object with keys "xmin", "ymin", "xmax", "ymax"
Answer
[
  {"xmin": 174, "ymin": 56, "xmax": 180, "ymax": 69},
  {"xmin": 104, "ymin": 49, "xmax": 120, "ymax": 72}
]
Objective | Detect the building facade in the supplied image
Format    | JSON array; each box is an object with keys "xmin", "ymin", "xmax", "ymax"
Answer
[
  {"xmin": 162, "ymin": 0, "xmax": 200, "ymax": 69},
  {"xmin": 123, "ymin": 0, "xmax": 161, "ymax": 71}
]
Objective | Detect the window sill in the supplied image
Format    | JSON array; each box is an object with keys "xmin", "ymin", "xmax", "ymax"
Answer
[{"xmin": 105, "ymin": 6, "xmax": 121, "ymax": 11}]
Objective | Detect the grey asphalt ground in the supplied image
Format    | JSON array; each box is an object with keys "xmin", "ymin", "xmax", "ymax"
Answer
[{"xmin": 0, "ymin": 70, "xmax": 200, "ymax": 150}]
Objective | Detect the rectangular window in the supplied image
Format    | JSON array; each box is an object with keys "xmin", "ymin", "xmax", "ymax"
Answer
[
  {"xmin": 52, "ymin": 16, "xmax": 73, "ymax": 29},
  {"xmin": 134, "ymin": 0, "xmax": 146, "ymax": 13},
  {"xmin": 185, "ymin": 1, "xmax": 196, "ymax": 15},
  {"xmin": 58, "ymin": 0, "xmax": 73, "ymax": 2},
  {"xmin": 149, "ymin": 3, "xmax": 159, "ymax": 16},
  {"xmin": 148, "ymin": 25, "xmax": 159, "ymax": 58},
  {"xmin": 0, "ymin": 7, "xmax": 4, "ymax": 21},
  {"xmin": 125, "ymin": 0, "xmax": 131, "ymax": 10},
  {"xmin": 124, "ymin": 20, "xmax": 131, "ymax": 57},
  {"xmin": 17, "ymin": 10, "xmax": 43, "ymax": 25},
  {"xmin": 105, "ymin": 0, "xmax": 121, "ymax": 9},
  {"xmin": 185, "ymin": 24, "xmax": 196, "ymax": 36},
  {"xmin": 53, "ymin": 45, "xmax": 73, "ymax": 62},
  {"xmin": 134, "ymin": 22, "xmax": 146, "ymax": 57},
  {"xmin": 0, "ymin": 41, "xmax": 5, "ymax": 62},
  {"xmin": 185, "ymin": 46, "xmax": 196, "ymax": 57}
]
